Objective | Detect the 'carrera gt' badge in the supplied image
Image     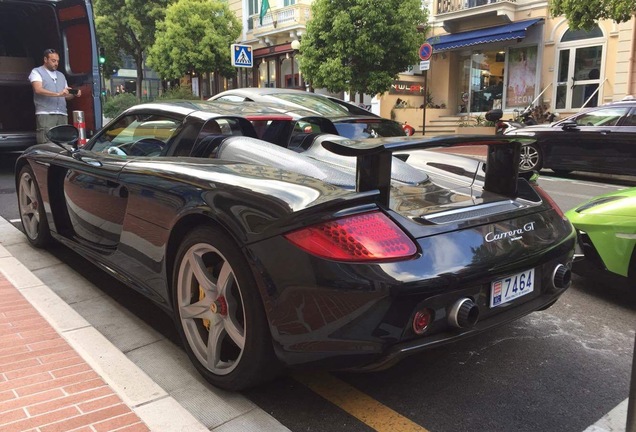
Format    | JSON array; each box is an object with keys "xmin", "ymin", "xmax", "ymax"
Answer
[{"xmin": 485, "ymin": 222, "xmax": 536, "ymax": 243}]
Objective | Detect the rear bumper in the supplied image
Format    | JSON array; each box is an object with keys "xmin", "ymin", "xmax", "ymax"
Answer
[
  {"xmin": 251, "ymin": 223, "xmax": 575, "ymax": 371},
  {"xmin": 352, "ymin": 275, "xmax": 568, "ymax": 372}
]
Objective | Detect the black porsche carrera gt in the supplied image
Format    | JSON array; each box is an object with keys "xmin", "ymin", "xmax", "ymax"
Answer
[{"xmin": 16, "ymin": 100, "xmax": 576, "ymax": 391}]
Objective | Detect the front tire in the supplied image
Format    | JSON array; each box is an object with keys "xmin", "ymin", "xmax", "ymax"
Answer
[
  {"xmin": 172, "ymin": 226, "xmax": 280, "ymax": 390},
  {"xmin": 519, "ymin": 143, "xmax": 542, "ymax": 172},
  {"xmin": 17, "ymin": 165, "xmax": 51, "ymax": 247}
]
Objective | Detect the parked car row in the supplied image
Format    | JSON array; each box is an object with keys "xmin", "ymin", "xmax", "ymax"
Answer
[
  {"xmin": 12, "ymin": 89, "xmax": 635, "ymax": 392},
  {"xmin": 209, "ymin": 87, "xmax": 410, "ymax": 139},
  {"xmin": 17, "ymin": 98, "xmax": 576, "ymax": 391}
]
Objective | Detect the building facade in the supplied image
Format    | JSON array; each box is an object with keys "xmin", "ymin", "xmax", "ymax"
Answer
[
  {"xmin": 221, "ymin": 1, "xmax": 634, "ymax": 126},
  {"xmin": 420, "ymin": 0, "xmax": 635, "ymax": 119}
]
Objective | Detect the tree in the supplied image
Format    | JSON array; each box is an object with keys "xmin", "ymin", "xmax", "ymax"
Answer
[
  {"xmin": 550, "ymin": 0, "xmax": 635, "ymax": 29},
  {"xmin": 148, "ymin": 0, "xmax": 241, "ymax": 97},
  {"xmin": 299, "ymin": 0, "xmax": 428, "ymax": 98},
  {"xmin": 94, "ymin": 0, "xmax": 170, "ymax": 102}
]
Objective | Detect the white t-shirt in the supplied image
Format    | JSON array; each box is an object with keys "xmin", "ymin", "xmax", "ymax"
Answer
[{"xmin": 28, "ymin": 68, "xmax": 58, "ymax": 83}]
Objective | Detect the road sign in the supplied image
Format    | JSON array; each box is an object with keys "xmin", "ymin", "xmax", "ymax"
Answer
[
  {"xmin": 419, "ymin": 43, "xmax": 433, "ymax": 61},
  {"xmin": 231, "ymin": 44, "xmax": 253, "ymax": 68},
  {"xmin": 420, "ymin": 60, "xmax": 430, "ymax": 71}
]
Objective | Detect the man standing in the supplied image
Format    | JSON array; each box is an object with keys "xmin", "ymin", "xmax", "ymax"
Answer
[{"xmin": 28, "ymin": 48, "xmax": 81, "ymax": 143}]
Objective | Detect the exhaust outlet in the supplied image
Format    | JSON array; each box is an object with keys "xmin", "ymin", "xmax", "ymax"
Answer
[
  {"xmin": 552, "ymin": 264, "xmax": 572, "ymax": 289},
  {"xmin": 448, "ymin": 298, "xmax": 479, "ymax": 329}
]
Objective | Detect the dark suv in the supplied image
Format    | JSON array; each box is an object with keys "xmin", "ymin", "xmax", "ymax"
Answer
[{"xmin": 505, "ymin": 97, "xmax": 636, "ymax": 176}]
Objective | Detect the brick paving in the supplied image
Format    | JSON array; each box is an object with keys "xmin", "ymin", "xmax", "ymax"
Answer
[{"xmin": 0, "ymin": 275, "xmax": 150, "ymax": 432}]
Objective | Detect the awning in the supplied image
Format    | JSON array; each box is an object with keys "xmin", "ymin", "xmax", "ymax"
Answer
[{"xmin": 428, "ymin": 18, "xmax": 543, "ymax": 51}]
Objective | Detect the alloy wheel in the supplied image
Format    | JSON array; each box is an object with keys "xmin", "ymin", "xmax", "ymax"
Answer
[
  {"xmin": 19, "ymin": 170, "xmax": 42, "ymax": 240},
  {"xmin": 176, "ymin": 243, "xmax": 246, "ymax": 376},
  {"xmin": 519, "ymin": 144, "xmax": 541, "ymax": 171}
]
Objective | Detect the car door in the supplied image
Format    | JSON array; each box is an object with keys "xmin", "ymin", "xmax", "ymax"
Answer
[
  {"xmin": 63, "ymin": 112, "xmax": 183, "ymax": 247},
  {"xmin": 613, "ymin": 107, "xmax": 636, "ymax": 175},
  {"xmin": 62, "ymin": 150, "xmax": 130, "ymax": 247},
  {"xmin": 545, "ymin": 106, "xmax": 632, "ymax": 173}
]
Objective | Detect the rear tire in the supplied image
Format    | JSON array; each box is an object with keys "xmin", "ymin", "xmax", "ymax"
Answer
[
  {"xmin": 172, "ymin": 225, "xmax": 281, "ymax": 390},
  {"xmin": 519, "ymin": 143, "xmax": 542, "ymax": 172},
  {"xmin": 17, "ymin": 165, "xmax": 51, "ymax": 247}
]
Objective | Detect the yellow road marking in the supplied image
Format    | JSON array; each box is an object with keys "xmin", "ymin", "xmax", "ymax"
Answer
[{"xmin": 293, "ymin": 372, "xmax": 429, "ymax": 432}]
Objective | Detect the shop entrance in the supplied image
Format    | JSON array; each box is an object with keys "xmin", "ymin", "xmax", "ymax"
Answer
[
  {"xmin": 554, "ymin": 26, "xmax": 604, "ymax": 110},
  {"xmin": 458, "ymin": 51, "xmax": 504, "ymax": 114}
]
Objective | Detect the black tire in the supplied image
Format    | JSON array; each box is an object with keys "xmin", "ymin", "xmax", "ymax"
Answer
[
  {"xmin": 519, "ymin": 143, "xmax": 543, "ymax": 172},
  {"xmin": 17, "ymin": 165, "xmax": 51, "ymax": 248},
  {"xmin": 172, "ymin": 225, "xmax": 281, "ymax": 390}
]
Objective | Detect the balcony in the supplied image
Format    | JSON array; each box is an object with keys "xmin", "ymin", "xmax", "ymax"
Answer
[
  {"xmin": 434, "ymin": 0, "xmax": 518, "ymax": 33},
  {"xmin": 250, "ymin": 3, "xmax": 311, "ymax": 44}
]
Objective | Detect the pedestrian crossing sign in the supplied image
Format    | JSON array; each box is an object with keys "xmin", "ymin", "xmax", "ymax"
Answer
[{"xmin": 231, "ymin": 44, "xmax": 253, "ymax": 68}]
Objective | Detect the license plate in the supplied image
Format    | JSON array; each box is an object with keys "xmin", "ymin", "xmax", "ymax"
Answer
[{"xmin": 490, "ymin": 268, "xmax": 535, "ymax": 307}]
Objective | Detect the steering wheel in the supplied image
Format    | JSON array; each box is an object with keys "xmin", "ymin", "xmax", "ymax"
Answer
[
  {"xmin": 106, "ymin": 146, "xmax": 127, "ymax": 156},
  {"xmin": 585, "ymin": 122, "xmax": 594, "ymax": 126},
  {"xmin": 127, "ymin": 138, "xmax": 166, "ymax": 156}
]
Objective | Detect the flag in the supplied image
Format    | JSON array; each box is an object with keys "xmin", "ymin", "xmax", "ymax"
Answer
[{"xmin": 259, "ymin": 0, "xmax": 270, "ymax": 25}]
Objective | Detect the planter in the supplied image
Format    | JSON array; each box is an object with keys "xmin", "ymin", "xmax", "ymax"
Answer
[{"xmin": 391, "ymin": 107, "xmax": 453, "ymax": 129}]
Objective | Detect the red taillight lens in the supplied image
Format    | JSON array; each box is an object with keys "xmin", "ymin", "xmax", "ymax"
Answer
[
  {"xmin": 534, "ymin": 184, "xmax": 565, "ymax": 218},
  {"xmin": 285, "ymin": 212, "xmax": 417, "ymax": 262}
]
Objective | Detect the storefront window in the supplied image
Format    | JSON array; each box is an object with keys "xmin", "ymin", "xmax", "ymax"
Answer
[
  {"xmin": 258, "ymin": 60, "xmax": 277, "ymax": 88},
  {"xmin": 281, "ymin": 57, "xmax": 301, "ymax": 88},
  {"xmin": 506, "ymin": 46, "xmax": 538, "ymax": 108},
  {"xmin": 457, "ymin": 51, "xmax": 505, "ymax": 113}
]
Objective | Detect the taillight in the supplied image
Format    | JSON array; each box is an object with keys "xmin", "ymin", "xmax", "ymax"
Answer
[
  {"xmin": 285, "ymin": 211, "xmax": 417, "ymax": 262},
  {"xmin": 534, "ymin": 184, "xmax": 565, "ymax": 218}
]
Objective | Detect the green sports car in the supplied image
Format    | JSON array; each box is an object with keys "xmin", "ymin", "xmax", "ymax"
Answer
[{"xmin": 566, "ymin": 188, "xmax": 636, "ymax": 281}]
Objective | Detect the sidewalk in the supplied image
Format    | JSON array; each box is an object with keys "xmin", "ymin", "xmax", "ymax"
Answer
[
  {"xmin": 0, "ymin": 273, "xmax": 150, "ymax": 432},
  {"xmin": 0, "ymin": 216, "xmax": 289, "ymax": 432},
  {"xmin": 0, "ymin": 245, "xmax": 208, "ymax": 432}
]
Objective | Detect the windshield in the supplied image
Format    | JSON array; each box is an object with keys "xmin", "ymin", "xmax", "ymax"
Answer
[
  {"xmin": 335, "ymin": 120, "xmax": 406, "ymax": 139},
  {"xmin": 270, "ymin": 93, "xmax": 351, "ymax": 117}
]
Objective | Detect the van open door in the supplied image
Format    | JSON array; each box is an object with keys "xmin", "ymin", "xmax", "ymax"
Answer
[{"xmin": 0, "ymin": 0, "xmax": 101, "ymax": 151}]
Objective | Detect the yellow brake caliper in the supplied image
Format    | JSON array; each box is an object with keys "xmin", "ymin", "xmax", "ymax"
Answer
[{"xmin": 200, "ymin": 283, "xmax": 228, "ymax": 331}]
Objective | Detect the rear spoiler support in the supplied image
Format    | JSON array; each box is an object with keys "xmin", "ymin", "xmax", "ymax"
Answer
[{"xmin": 322, "ymin": 135, "xmax": 530, "ymax": 206}]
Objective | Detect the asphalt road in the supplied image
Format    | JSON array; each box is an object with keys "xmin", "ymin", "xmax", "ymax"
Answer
[{"xmin": 1, "ymin": 150, "xmax": 634, "ymax": 432}]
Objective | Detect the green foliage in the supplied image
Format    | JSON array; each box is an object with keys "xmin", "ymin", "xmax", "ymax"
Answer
[
  {"xmin": 550, "ymin": 0, "xmax": 635, "ymax": 29},
  {"xmin": 94, "ymin": 0, "xmax": 170, "ymax": 100},
  {"xmin": 103, "ymin": 93, "xmax": 138, "ymax": 119},
  {"xmin": 299, "ymin": 0, "xmax": 428, "ymax": 96},
  {"xmin": 148, "ymin": 0, "xmax": 241, "ymax": 80},
  {"xmin": 458, "ymin": 114, "xmax": 495, "ymax": 127},
  {"xmin": 155, "ymin": 86, "xmax": 199, "ymax": 100}
]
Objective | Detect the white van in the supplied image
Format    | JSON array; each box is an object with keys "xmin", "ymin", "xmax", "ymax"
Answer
[{"xmin": 0, "ymin": 0, "xmax": 102, "ymax": 151}]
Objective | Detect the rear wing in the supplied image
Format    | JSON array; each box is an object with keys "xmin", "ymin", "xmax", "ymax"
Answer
[{"xmin": 321, "ymin": 135, "xmax": 535, "ymax": 206}]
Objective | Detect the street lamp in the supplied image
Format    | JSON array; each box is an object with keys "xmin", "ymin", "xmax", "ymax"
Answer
[{"xmin": 290, "ymin": 39, "xmax": 300, "ymax": 51}]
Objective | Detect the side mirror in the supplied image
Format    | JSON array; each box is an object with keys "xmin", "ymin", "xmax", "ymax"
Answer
[
  {"xmin": 46, "ymin": 124, "xmax": 79, "ymax": 150},
  {"xmin": 560, "ymin": 120, "xmax": 578, "ymax": 130}
]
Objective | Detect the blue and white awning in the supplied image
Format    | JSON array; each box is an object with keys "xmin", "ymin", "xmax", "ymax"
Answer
[{"xmin": 428, "ymin": 18, "xmax": 544, "ymax": 51}]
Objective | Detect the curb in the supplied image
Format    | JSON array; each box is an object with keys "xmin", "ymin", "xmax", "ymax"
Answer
[{"xmin": 0, "ymin": 238, "xmax": 209, "ymax": 431}]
